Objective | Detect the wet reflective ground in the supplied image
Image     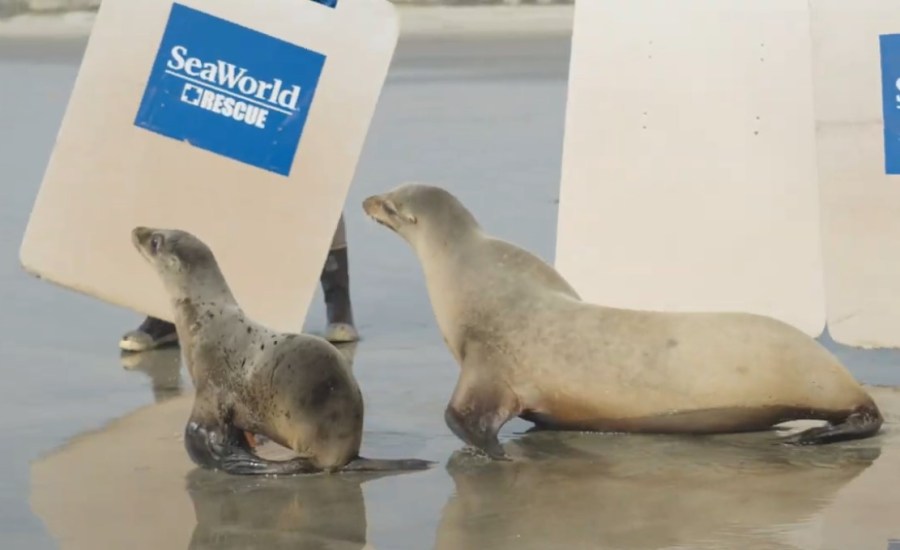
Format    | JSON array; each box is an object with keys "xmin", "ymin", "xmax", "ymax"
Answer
[
  {"xmin": 27, "ymin": 349, "xmax": 900, "ymax": 550},
  {"xmin": 3, "ymin": 23, "xmax": 900, "ymax": 550}
]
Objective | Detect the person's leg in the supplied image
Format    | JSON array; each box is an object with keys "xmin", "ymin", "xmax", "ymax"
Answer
[
  {"xmin": 119, "ymin": 316, "xmax": 178, "ymax": 352},
  {"xmin": 321, "ymin": 214, "xmax": 359, "ymax": 343}
]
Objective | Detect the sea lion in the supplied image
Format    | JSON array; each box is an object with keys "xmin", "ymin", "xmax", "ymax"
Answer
[
  {"xmin": 362, "ymin": 183, "xmax": 884, "ymax": 460},
  {"xmin": 131, "ymin": 226, "xmax": 434, "ymax": 475}
]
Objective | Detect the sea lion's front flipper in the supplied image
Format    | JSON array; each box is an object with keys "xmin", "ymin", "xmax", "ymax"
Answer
[
  {"xmin": 444, "ymin": 369, "xmax": 521, "ymax": 461},
  {"xmin": 341, "ymin": 457, "xmax": 436, "ymax": 472},
  {"xmin": 184, "ymin": 420, "xmax": 320, "ymax": 476}
]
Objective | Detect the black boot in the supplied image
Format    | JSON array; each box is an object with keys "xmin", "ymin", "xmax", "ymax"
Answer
[
  {"xmin": 320, "ymin": 247, "xmax": 359, "ymax": 343},
  {"xmin": 119, "ymin": 316, "xmax": 178, "ymax": 352}
]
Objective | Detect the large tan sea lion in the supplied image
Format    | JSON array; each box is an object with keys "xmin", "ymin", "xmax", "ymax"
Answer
[{"xmin": 362, "ymin": 183, "xmax": 883, "ymax": 460}]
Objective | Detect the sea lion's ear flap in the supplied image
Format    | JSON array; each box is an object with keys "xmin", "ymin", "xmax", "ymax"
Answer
[{"xmin": 166, "ymin": 253, "xmax": 183, "ymax": 271}]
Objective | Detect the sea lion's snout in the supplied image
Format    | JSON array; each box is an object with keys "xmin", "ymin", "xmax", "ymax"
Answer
[
  {"xmin": 362, "ymin": 194, "xmax": 416, "ymax": 232},
  {"xmin": 362, "ymin": 195, "xmax": 394, "ymax": 230},
  {"xmin": 132, "ymin": 226, "xmax": 151, "ymax": 246},
  {"xmin": 131, "ymin": 226, "xmax": 165, "ymax": 258},
  {"xmin": 362, "ymin": 196, "xmax": 383, "ymax": 217}
]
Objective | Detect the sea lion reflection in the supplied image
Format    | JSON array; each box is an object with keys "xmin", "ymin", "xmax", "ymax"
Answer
[
  {"xmin": 185, "ymin": 467, "xmax": 388, "ymax": 550},
  {"xmin": 436, "ymin": 432, "xmax": 881, "ymax": 550}
]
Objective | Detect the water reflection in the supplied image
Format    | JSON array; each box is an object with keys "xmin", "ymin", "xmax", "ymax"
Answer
[
  {"xmin": 29, "ymin": 373, "xmax": 900, "ymax": 550},
  {"xmin": 120, "ymin": 347, "xmax": 185, "ymax": 402},
  {"xmin": 436, "ymin": 430, "xmax": 884, "ymax": 550},
  {"xmin": 186, "ymin": 468, "xmax": 392, "ymax": 550}
]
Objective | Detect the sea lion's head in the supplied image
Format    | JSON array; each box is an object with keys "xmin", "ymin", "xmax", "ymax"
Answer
[
  {"xmin": 362, "ymin": 183, "xmax": 480, "ymax": 248},
  {"xmin": 132, "ymin": 227, "xmax": 225, "ymax": 300}
]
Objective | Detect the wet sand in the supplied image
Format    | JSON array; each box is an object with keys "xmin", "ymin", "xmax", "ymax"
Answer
[
  {"xmin": 4, "ymin": 17, "xmax": 900, "ymax": 550},
  {"xmin": 29, "ymin": 350, "xmax": 900, "ymax": 550},
  {"xmin": 0, "ymin": 27, "xmax": 572, "ymax": 549}
]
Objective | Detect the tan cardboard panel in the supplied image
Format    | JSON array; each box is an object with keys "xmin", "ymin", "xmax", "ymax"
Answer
[
  {"xmin": 555, "ymin": 0, "xmax": 826, "ymax": 335},
  {"xmin": 812, "ymin": 0, "xmax": 900, "ymax": 348},
  {"xmin": 19, "ymin": 0, "xmax": 399, "ymax": 333}
]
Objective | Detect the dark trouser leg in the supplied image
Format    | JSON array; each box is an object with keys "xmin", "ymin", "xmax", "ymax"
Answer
[
  {"xmin": 119, "ymin": 316, "xmax": 178, "ymax": 352},
  {"xmin": 321, "ymin": 215, "xmax": 359, "ymax": 343}
]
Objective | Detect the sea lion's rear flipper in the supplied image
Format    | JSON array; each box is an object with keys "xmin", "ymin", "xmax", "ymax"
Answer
[
  {"xmin": 217, "ymin": 447, "xmax": 321, "ymax": 476},
  {"xmin": 341, "ymin": 457, "xmax": 436, "ymax": 472},
  {"xmin": 184, "ymin": 420, "xmax": 320, "ymax": 476},
  {"xmin": 782, "ymin": 404, "xmax": 884, "ymax": 446}
]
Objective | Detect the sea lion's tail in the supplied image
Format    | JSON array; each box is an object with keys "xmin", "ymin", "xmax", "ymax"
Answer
[{"xmin": 342, "ymin": 456, "xmax": 436, "ymax": 472}]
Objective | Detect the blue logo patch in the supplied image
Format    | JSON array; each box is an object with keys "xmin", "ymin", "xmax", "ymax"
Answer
[
  {"xmin": 880, "ymin": 34, "xmax": 900, "ymax": 175},
  {"xmin": 134, "ymin": 3, "xmax": 326, "ymax": 177}
]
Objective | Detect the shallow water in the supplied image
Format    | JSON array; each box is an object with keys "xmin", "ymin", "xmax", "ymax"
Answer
[
  {"xmin": 28, "ymin": 348, "xmax": 900, "ymax": 550},
  {"xmin": 2, "ymin": 29, "xmax": 900, "ymax": 550}
]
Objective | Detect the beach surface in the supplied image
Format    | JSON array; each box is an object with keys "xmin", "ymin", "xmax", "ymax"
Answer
[{"xmin": 2, "ymin": 10, "xmax": 900, "ymax": 549}]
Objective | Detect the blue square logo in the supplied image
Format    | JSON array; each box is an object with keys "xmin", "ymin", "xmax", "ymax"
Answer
[
  {"xmin": 134, "ymin": 3, "xmax": 326, "ymax": 177},
  {"xmin": 880, "ymin": 34, "xmax": 900, "ymax": 175}
]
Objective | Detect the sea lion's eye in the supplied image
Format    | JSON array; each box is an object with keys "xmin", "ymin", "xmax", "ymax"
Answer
[{"xmin": 150, "ymin": 235, "xmax": 163, "ymax": 254}]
